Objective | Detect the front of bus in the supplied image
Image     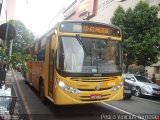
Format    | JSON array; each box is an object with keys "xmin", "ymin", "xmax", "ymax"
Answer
[{"xmin": 55, "ymin": 21, "xmax": 123, "ymax": 105}]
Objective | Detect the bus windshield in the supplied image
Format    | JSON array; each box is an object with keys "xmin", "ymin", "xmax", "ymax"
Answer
[{"xmin": 57, "ymin": 36, "xmax": 122, "ymax": 74}]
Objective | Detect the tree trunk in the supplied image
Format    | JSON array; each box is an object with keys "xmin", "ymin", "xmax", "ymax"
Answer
[{"xmin": 125, "ymin": 57, "xmax": 129, "ymax": 73}]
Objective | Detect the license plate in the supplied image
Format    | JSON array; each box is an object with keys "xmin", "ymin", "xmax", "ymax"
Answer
[
  {"xmin": 90, "ymin": 94, "xmax": 102, "ymax": 99},
  {"xmin": 124, "ymin": 90, "xmax": 131, "ymax": 93}
]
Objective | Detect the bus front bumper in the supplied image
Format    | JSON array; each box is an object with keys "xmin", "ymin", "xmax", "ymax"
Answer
[{"xmin": 54, "ymin": 86, "xmax": 123, "ymax": 105}]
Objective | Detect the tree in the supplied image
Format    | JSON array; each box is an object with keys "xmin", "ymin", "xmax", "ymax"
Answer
[
  {"xmin": 0, "ymin": 48, "xmax": 32, "ymax": 72},
  {"xmin": 111, "ymin": 1, "xmax": 160, "ymax": 72},
  {"xmin": 8, "ymin": 20, "xmax": 34, "ymax": 52},
  {"xmin": 0, "ymin": 20, "xmax": 34, "ymax": 73}
]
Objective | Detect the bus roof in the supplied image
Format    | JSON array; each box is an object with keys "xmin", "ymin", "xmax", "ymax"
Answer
[
  {"xmin": 23, "ymin": 20, "xmax": 121, "ymax": 51},
  {"xmin": 38, "ymin": 20, "xmax": 121, "ymax": 40},
  {"xmin": 60, "ymin": 20, "xmax": 120, "ymax": 29}
]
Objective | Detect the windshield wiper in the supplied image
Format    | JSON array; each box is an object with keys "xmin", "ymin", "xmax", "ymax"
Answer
[
  {"xmin": 76, "ymin": 34, "xmax": 89, "ymax": 55},
  {"xmin": 76, "ymin": 34, "xmax": 83, "ymax": 45}
]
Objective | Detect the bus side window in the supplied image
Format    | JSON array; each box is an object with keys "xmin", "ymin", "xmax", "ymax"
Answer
[
  {"xmin": 33, "ymin": 42, "xmax": 39, "ymax": 61},
  {"xmin": 33, "ymin": 55, "xmax": 37, "ymax": 61},
  {"xmin": 26, "ymin": 48, "xmax": 29, "ymax": 54},
  {"xmin": 37, "ymin": 46, "xmax": 45, "ymax": 61}
]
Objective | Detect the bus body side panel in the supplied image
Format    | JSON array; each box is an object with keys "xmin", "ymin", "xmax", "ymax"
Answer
[
  {"xmin": 50, "ymin": 35, "xmax": 57, "ymax": 101},
  {"xmin": 25, "ymin": 60, "xmax": 32, "ymax": 84},
  {"xmin": 44, "ymin": 39, "xmax": 50, "ymax": 98},
  {"xmin": 31, "ymin": 61, "xmax": 43, "ymax": 91},
  {"xmin": 25, "ymin": 48, "xmax": 34, "ymax": 85}
]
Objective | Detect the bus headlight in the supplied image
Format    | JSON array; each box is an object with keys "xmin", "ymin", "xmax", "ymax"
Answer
[
  {"xmin": 110, "ymin": 81, "xmax": 123, "ymax": 92},
  {"xmin": 57, "ymin": 80, "xmax": 81, "ymax": 94}
]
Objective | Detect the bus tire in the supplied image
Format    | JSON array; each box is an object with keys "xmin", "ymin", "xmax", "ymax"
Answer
[
  {"xmin": 23, "ymin": 72, "xmax": 28, "ymax": 84},
  {"xmin": 23, "ymin": 72, "xmax": 26, "ymax": 79},
  {"xmin": 124, "ymin": 95, "xmax": 132, "ymax": 99},
  {"xmin": 39, "ymin": 80, "xmax": 47, "ymax": 103}
]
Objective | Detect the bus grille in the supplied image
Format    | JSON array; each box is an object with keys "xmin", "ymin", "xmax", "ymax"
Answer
[
  {"xmin": 70, "ymin": 77, "xmax": 118, "ymax": 82},
  {"xmin": 77, "ymin": 87, "xmax": 112, "ymax": 91}
]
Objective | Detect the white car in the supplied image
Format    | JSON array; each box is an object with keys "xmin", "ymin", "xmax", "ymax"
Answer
[{"xmin": 123, "ymin": 73, "xmax": 160, "ymax": 97}]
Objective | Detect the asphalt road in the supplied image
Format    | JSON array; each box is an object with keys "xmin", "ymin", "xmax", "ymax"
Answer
[{"xmin": 13, "ymin": 71, "xmax": 160, "ymax": 120}]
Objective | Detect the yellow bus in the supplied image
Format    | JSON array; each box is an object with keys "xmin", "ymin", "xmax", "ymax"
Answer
[{"xmin": 23, "ymin": 21, "xmax": 123, "ymax": 105}]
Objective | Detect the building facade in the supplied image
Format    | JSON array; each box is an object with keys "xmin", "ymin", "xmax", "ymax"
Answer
[
  {"xmin": 63, "ymin": 0, "xmax": 160, "ymax": 22},
  {"xmin": 0, "ymin": 0, "xmax": 16, "ymax": 46},
  {"xmin": 63, "ymin": 0, "xmax": 160, "ymax": 84},
  {"xmin": 0, "ymin": 0, "xmax": 16, "ymax": 23}
]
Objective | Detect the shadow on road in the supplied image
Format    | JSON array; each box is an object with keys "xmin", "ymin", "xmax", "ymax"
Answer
[
  {"xmin": 44, "ymin": 102, "xmax": 119, "ymax": 120},
  {"xmin": 139, "ymin": 95, "xmax": 160, "ymax": 101}
]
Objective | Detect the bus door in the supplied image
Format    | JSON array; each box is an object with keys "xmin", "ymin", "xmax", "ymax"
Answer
[{"xmin": 48, "ymin": 36, "xmax": 55, "ymax": 97}]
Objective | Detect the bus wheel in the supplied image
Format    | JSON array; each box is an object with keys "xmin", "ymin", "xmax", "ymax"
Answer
[
  {"xmin": 23, "ymin": 72, "xmax": 27, "ymax": 83},
  {"xmin": 23, "ymin": 72, "xmax": 26, "ymax": 79},
  {"xmin": 39, "ymin": 81, "xmax": 46, "ymax": 103}
]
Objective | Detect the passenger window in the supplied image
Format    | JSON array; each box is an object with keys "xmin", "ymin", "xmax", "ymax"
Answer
[
  {"xmin": 130, "ymin": 78, "xmax": 135, "ymax": 82},
  {"xmin": 126, "ymin": 77, "xmax": 131, "ymax": 80},
  {"xmin": 33, "ymin": 55, "xmax": 37, "ymax": 61},
  {"xmin": 125, "ymin": 76, "xmax": 135, "ymax": 82},
  {"xmin": 37, "ymin": 46, "xmax": 45, "ymax": 61}
]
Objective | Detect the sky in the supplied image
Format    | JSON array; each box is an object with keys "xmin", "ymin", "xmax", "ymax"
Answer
[{"xmin": 15, "ymin": 0, "xmax": 75, "ymax": 36}]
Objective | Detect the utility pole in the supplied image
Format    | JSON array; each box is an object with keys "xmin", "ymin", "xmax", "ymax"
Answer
[
  {"xmin": 5, "ymin": 0, "xmax": 13, "ymax": 69},
  {"xmin": 9, "ymin": 40, "xmax": 13, "ymax": 59},
  {"xmin": 4, "ymin": 9, "xmax": 9, "ymax": 49}
]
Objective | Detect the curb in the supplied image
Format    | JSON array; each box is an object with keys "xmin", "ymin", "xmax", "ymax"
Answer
[{"xmin": 12, "ymin": 70, "xmax": 32, "ymax": 120}]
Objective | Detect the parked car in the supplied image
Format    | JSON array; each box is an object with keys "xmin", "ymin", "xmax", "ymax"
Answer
[
  {"xmin": 123, "ymin": 75, "xmax": 136, "ymax": 99},
  {"xmin": 123, "ymin": 73, "xmax": 160, "ymax": 97}
]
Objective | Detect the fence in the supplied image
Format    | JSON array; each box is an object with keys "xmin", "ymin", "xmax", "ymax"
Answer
[{"xmin": 0, "ymin": 84, "xmax": 17, "ymax": 120}]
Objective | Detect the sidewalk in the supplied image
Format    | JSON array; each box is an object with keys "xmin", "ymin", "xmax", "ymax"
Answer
[
  {"xmin": 4, "ymin": 70, "xmax": 30, "ymax": 120},
  {"xmin": 5, "ymin": 70, "xmax": 57, "ymax": 120},
  {"xmin": 11, "ymin": 71, "xmax": 56, "ymax": 120}
]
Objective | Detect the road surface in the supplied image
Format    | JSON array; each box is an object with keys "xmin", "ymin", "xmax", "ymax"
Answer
[{"xmin": 13, "ymin": 71, "xmax": 160, "ymax": 120}]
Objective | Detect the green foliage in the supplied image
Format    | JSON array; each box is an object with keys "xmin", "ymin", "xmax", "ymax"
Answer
[
  {"xmin": 0, "ymin": 48, "xmax": 9, "ymax": 70},
  {"xmin": 111, "ymin": 6, "xmax": 125, "ymax": 26},
  {"xmin": 0, "ymin": 47, "xmax": 32, "ymax": 72},
  {"xmin": 11, "ymin": 52, "xmax": 32, "ymax": 72},
  {"xmin": 0, "ymin": 20, "xmax": 34, "ymax": 71},
  {"xmin": 128, "ymin": 65, "xmax": 145, "ymax": 75},
  {"xmin": 8, "ymin": 20, "xmax": 34, "ymax": 52},
  {"xmin": 111, "ymin": 1, "xmax": 160, "ymax": 72}
]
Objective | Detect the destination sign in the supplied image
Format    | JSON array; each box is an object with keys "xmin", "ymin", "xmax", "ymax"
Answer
[
  {"xmin": 59, "ymin": 22, "xmax": 121, "ymax": 37},
  {"xmin": 83, "ymin": 25, "xmax": 110, "ymax": 34}
]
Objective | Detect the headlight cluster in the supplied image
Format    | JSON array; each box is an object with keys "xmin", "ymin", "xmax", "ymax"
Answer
[
  {"xmin": 57, "ymin": 80, "xmax": 81, "ymax": 94},
  {"xmin": 110, "ymin": 81, "xmax": 123, "ymax": 92}
]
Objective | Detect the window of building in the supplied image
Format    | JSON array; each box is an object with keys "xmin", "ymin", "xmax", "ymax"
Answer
[{"xmin": 154, "ymin": 67, "xmax": 159, "ymax": 74}]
